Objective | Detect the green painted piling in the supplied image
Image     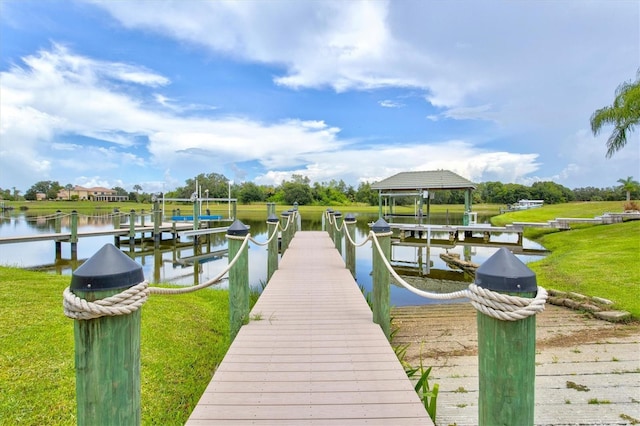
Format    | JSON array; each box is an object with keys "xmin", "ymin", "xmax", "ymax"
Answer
[
  {"xmin": 153, "ymin": 200, "xmax": 160, "ymax": 247},
  {"xmin": 128, "ymin": 210, "xmax": 136, "ymax": 238},
  {"xmin": 476, "ymin": 248, "xmax": 538, "ymax": 426},
  {"xmin": 192, "ymin": 199, "xmax": 200, "ymax": 231},
  {"xmin": 227, "ymin": 220, "xmax": 250, "ymax": 342},
  {"xmin": 371, "ymin": 219, "xmax": 391, "ymax": 340},
  {"xmin": 55, "ymin": 210, "xmax": 63, "ymax": 257},
  {"xmin": 70, "ymin": 210, "xmax": 78, "ymax": 243},
  {"xmin": 70, "ymin": 210, "xmax": 78, "ymax": 257},
  {"xmin": 326, "ymin": 210, "xmax": 334, "ymax": 241},
  {"xmin": 333, "ymin": 212, "xmax": 343, "ymax": 255},
  {"xmin": 267, "ymin": 215, "xmax": 279, "ymax": 282},
  {"xmin": 344, "ymin": 213, "xmax": 356, "ymax": 277},
  {"xmin": 280, "ymin": 211, "xmax": 291, "ymax": 253},
  {"xmin": 55, "ymin": 210, "xmax": 62, "ymax": 233},
  {"xmin": 70, "ymin": 245, "xmax": 144, "ymax": 426}
]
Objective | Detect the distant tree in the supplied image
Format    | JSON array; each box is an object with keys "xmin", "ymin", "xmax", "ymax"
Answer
[
  {"xmin": 280, "ymin": 175, "xmax": 312, "ymax": 205},
  {"xmin": 617, "ymin": 176, "xmax": 639, "ymax": 201},
  {"xmin": 112, "ymin": 186, "xmax": 128, "ymax": 196},
  {"xmin": 64, "ymin": 184, "xmax": 73, "ymax": 200},
  {"xmin": 24, "ymin": 180, "xmax": 61, "ymax": 200},
  {"xmin": 355, "ymin": 182, "xmax": 378, "ymax": 206},
  {"xmin": 530, "ymin": 181, "xmax": 574, "ymax": 204},
  {"xmin": 238, "ymin": 182, "xmax": 266, "ymax": 204},
  {"xmin": 590, "ymin": 69, "xmax": 640, "ymax": 158}
]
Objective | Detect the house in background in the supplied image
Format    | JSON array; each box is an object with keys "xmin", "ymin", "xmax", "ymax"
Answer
[{"xmin": 57, "ymin": 186, "xmax": 128, "ymax": 202}]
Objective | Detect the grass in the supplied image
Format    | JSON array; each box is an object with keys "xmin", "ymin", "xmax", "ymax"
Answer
[
  {"xmin": 0, "ymin": 267, "xmax": 230, "ymax": 425},
  {"xmin": 491, "ymin": 201, "xmax": 640, "ymax": 318}
]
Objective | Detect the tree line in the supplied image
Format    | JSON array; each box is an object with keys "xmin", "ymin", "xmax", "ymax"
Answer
[{"xmin": 2, "ymin": 174, "xmax": 638, "ymax": 206}]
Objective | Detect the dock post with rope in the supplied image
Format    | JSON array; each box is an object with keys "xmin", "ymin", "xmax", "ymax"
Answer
[
  {"xmin": 344, "ymin": 213, "xmax": 356, "ymax": 277},
  {"xmin": 475, "ymin": 248, "xmax": 538, "ymax": 425},
  {"xmin": 227, "ymin": 220, "xmax": 250, "ymax": 343},
  {"xmin": 64, "ymin": 244, "xmax": 146, "ymax": 425},
  {"xmin": 371, "ymin": 218, "xmax": 392, "ymax": 340}
]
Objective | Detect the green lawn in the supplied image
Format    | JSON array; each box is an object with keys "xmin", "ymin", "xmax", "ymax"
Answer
[
  {"xmin": 491, "ymin": 201, "xmax": 640, "ymax": 318},
  {"xmin": 0, "ymin": 268, "xmax": 230, "ymax": 425}
]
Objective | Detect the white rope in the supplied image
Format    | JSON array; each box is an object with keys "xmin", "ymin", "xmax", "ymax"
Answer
[
  {"xmin": 63, "ymin": 281, "xmax": 149, "ymax": 320},
  {"xmin": 343, "ymin": 223, "xmax": 373, "ymax": 248},
  {"xmin": 148, "ymin": 233, "xmax": 251, "ymax": 295},
  {"xmin": 370, "ymin": 231, "xmax": 547, "ymax": 321},
  {"xmin": 278, "ymin": 213, "xmax": 293, "ymax": 232},
  {"xmin": 249, "ymin": 221, "xmax": 280, "ymax": 247},
  {"xmin": 63, "ymin": 233, "xmax": 252, "ymax": 316}
]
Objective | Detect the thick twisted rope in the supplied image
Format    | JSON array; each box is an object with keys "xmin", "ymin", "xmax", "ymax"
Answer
[
  {"xmin": 63, "ymin": 281, "xmax": 149, "ymax": 320},
  {"xmin": 370, "ymin": 231, "xmax": 547, "ymax": 321},
  {"xmin": 63, "ymin": 233, "xmax": 252, "ymax": 318},
  {"xmin": 278, "ymin": 213, "xmax": 293, "ymax": 232},
  {"xmin": 343, "ymin": 223, "xmax": 373, "ymax": 248},
  {"xmin": 148, "ymin": 233, "xmax": 250, "ymax": 295},
  {"xmin": 249, "ymin": 221, "xmax": 280, "ymax": 247}
]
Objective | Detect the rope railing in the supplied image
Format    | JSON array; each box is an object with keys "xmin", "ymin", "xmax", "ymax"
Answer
[
  {"xmin": 62, "ymin": 233, "xmax": 252, "ymax": 318},
  {"xmin": 369, "ymin": 231, "xmax": 547, "ymax": 321}
]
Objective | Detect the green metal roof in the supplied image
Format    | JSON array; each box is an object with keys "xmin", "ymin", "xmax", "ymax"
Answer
[{"xmin": 371, "ymin": 170, "xmax": 476, "ymax": 191}]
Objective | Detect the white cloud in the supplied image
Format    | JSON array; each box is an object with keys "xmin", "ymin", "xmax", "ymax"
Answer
[{"xmin": 379, "ymin": 100, "xmax": 404, "ymax": 108}]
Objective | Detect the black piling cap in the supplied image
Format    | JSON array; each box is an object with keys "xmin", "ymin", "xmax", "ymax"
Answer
[
  {"xmin": 326, "ymin": 208, "xmax": 334, "ymax": 213},
  {"xmin": 227, "ymin": 219, "xmax": 249, "ymax": 236},
  {"xmin": 372, "ymin": 218, "xmax": 391, "ymax": 233},
  {"xmin": 344, "ymin": 213, "xmax": 356, "ymax": 223},
  {"xmin": 70, "ymin": 244, "xmax": 144, "ymax": 292},
  {"xmin": 281, "ymin": 211, "xmax": 290, "ymax": 217},
  {"xmin": 334, "ymin": 211, "xmax": 342, "ymax": 218},
  {"xmin": 266, "ymin": 213, "xmax": 279, "ymax": 223},
  {"xmin": 475, "ymin": 247, "xmax": 537, "ymax": 293}
]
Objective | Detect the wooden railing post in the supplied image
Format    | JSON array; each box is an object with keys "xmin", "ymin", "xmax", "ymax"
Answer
[
  {"xmin": 70, "ymin": 210, "xmax": 78, "ymax": 258},
  {"xmin": 371, "ymin": 218, "xmax": 391, "ymax": 340},
  {"xmin": 129, "ymin": 209, "xmax": 136, "ymax": 250},
  {"xmin": 152, "ymin": 199, "xmax": 160, "ymax": 248},
  {"xmin": 476, "ymin": 248, "xmax": 538, "ymax": 426},
  {"xmin": 227, "ymin": 220, "xmax": 250, "ymax": 342},
  {"xmin": 192, "ymin": 195, "xmax": 200, "ymax": 231},
  {"xmin": 333, "ymin": 211, "xmax": 343, "ymax": 255},
  {"xmin": 267, "ymin": 214, "xmax": 279, "ymax": 282},
  {"xmin": 55, "ymin": 210, "xmax": 62, "ymax": 258},
  {"xmin": 344, "ymin": 213, "xmax": 356, "ymax": 277},
  {"xmin": 325, "ymin": 209, "xmax": 334, "ymax": 236},
  {"xmin": 280, "ymin": 211, "xmax": 291, "ymax": 254},
  {"xmin": 69, "ymin": 244, "xmax": 145, "ymax": 425}
]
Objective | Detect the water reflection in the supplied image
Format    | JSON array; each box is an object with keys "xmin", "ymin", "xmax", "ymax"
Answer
[{"xmin": 0, "ymin": 210, "xmax": 546, "ymax": 306}]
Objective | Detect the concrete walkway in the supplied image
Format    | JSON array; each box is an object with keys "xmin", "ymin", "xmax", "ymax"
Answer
[{"xmin": 392, "ymin": 303, "xmax": 640, "ymax": 425}]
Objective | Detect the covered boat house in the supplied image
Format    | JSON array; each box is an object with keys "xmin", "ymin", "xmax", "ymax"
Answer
[{"xmin": 371, "ymin": 170, "xmax": 477, "ymax": 225}]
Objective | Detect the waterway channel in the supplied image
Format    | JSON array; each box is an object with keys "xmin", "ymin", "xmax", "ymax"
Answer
[{"xmin": 0, "ymin": 209, "xmax": 547, "ymax": 306}]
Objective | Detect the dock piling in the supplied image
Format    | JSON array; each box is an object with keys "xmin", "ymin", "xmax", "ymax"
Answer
[
  {"xmin": 333, "ymin": 211, "xmax": 343, "ymax": 255},
  {"xmin": 67, "ymin": 244, "xmax": 145, "ymax": 425},
  {"xmin": 344, "ymin": 213, "xmax": 356, "ymax": 277},
  {"xmin": 267, "ymin": 214, "xmax": 279, "ymax": 282},
  {"xmin": 476, "ymin": 248, "xmax": 538, "ymax": 426},
  {"xmin": 371, "ymin": 218, "xmax": 391, "ymax": 339},
  {"xmin": 227, "ymin": 220, "xmax": 250, "ymax": 342}
]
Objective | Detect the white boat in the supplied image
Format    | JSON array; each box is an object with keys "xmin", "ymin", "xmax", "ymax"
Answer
[{"xmin": 509, "ymin": 199, "xmax": 544, "ymax": 210}]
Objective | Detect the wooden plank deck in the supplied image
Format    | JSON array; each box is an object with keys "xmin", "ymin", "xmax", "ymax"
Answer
[
  {"xmin": 0, "ymin": 222, "xmax": 193, "ymax": 245},
  {"xmin": 187, "ymin": 231, "xmax": 432, "ymax": 425}
]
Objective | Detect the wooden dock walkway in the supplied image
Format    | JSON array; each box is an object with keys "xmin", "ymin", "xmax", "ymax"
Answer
[
  {"xmin": 187, "ymin": 231, "xmax": 432, "ymax": 425},
  {"xmin": 0, "ymin": 222, "xmax": 193, "ymax": 245}
]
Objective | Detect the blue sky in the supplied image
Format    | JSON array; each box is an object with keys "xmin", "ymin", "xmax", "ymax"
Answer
[{"xmin": 1, "ymin": 0, "xmax": 638, "ymax": 194}]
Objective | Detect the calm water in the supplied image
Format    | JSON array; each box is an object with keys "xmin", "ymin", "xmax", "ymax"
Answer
[{"xmin": 0, "ymin": 209, "xmax": 546, "ymax": 306}]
